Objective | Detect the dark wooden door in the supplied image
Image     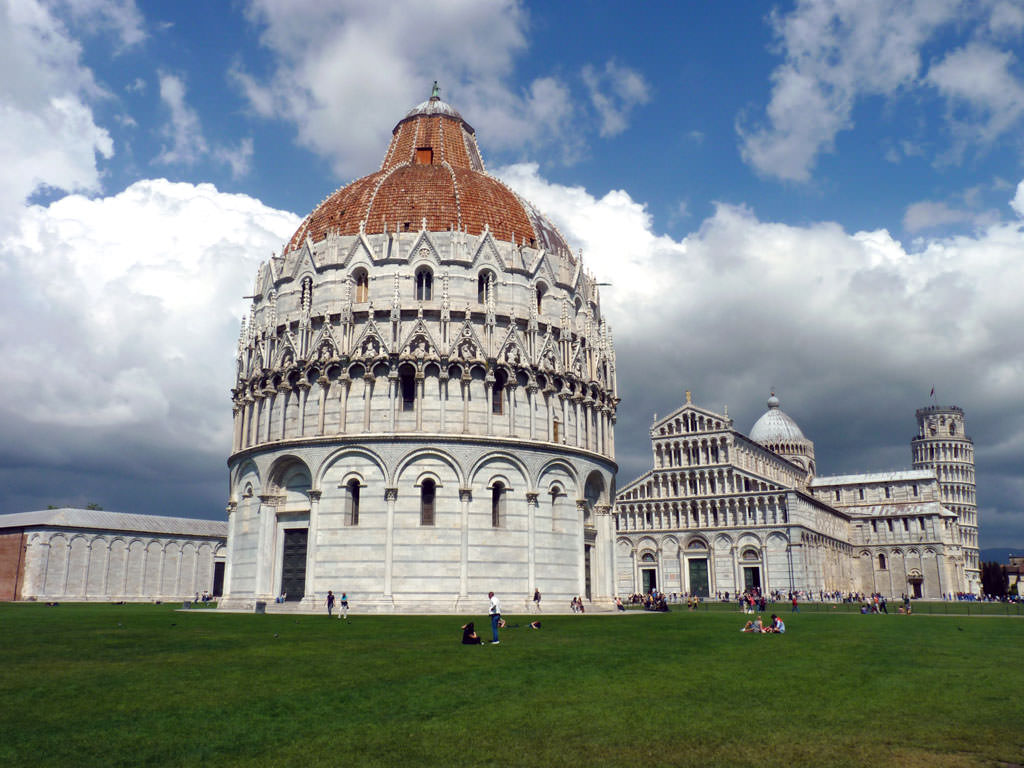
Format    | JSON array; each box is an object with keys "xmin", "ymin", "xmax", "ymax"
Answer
[{"xmin": 281, "ymin": 529, "xmax": 308, "ymax": 601}]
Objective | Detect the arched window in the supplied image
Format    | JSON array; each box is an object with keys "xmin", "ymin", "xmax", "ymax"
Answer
[
  {"xmin": 535, "ymin": 283, "xmax": 547, "ymax": 314},
  {"xmin": 420, "ymin": 479, "xmax": 436, "ymax": 526},
  {"xmin": 346, "ymin": 479, "xmax": 360, "ymax": 526},
  {"xmin": 415, "ymin": 267, "xmax": 433, "ymax": 301},
  {"xmin": 641, "ymin": 552, "xmax": 656, "ymax": 563},
  {"xmin": 478, "ymin": 270, "xmax": 495, "ymax": 304},
  {"xmin": 353, "ymin": 268, "xmax": 369, "ymax": 303},
  {"xmin": 492, "ymin": 370, "xmax": 506, "ymax": 415},
  {"xmin": 878, "ymin": 553, "xmax": 887, "ymax": 570},
  {"xmin": 491, "ymin": 482, "xmax": 506, "ymax": 527},
  {"xmin": 949, "ymin": 423, "xmax": 956, "ymax": 435},
  {"xmin": 399, "ymin": 365, "xmax": 416, "ymax": 412}
]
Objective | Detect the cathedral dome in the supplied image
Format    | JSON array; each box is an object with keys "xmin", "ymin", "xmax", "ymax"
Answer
[
  {"xmin": 750, "ymin": 394, "xmax": 806, "ymax": 443},
  {"xmin": 284, "ymin": 85, "xmax": 571, "ymax": 258}
]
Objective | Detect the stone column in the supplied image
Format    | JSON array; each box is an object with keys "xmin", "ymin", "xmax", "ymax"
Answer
[
  {"xmin": 459, "ymin": 488, "xmax": 472, "ymax": 598},
  {"xmin": 362, "ymin": 372, "xmax": 373, "ymax": 431},
  {"xmin": 389, "ymin": 370, "xmax": 399, "ymax": 433},
  {"xmin": 297, "ymin": 381, "xmax": 311, "ymax": 437},
  {"xmin": 317, "ymin": 377, "xmax": 329, "ymax": 435},
  {"xmin": 507, "ymin": 383, "xmax": 515, "ymax": 436},
  {"xmin": 485, "ymin": 380, "xmax": 494, "ymax": 435},
  {"xmin": 596, "ymin": 503, "xmax": 614, "ymax": 600},
  {"xmin": 256, "ymin": 494, "xmax": 279, "ymax": 598},
  {"xmin": 576, "ymin": 499, "xmax": 588, "ymax": 596},
  {"xmin": 527, "ymin": 384, "xmax": 537, "ymax": 440},
  {"xmin": 526, "ymin": 492, "xmax": 539, "ymax": 594},
  {"xmin": 305, "ymin": 490, "xmax": 322, "ymax": 601},
  {"xmin": 415, "ymin": 372, "xmax": 424, "ymax": 431},
  {"xmin": 384, "ymin": 488, "xmax": 397, "ymax": 598},
  {"xmin": 223, "ymin": 502, "xmax": 237, "ymax": 598},
  {"xmin": 461, "ymin": 373, "xmax": 470, "ymax": 432},
  {"xmin": 439, "ymin": 369, "xmax": 449, "ymax": 432},
  {"xmin": 338, "ymin": 376, "xmax": 350, "ymax": 435}
]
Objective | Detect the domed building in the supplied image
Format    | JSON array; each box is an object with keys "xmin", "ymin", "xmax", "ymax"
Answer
[
  {"xmin": 612, "ymin": 392, "xmax": 973, "ymax": 599},
  {"xmin": 221, "ymin": 86, "xmax": 618, "ymax": 612},
  {"xmin": 749, "ymin": 393, "xmax": 816, "ymax": 480}
]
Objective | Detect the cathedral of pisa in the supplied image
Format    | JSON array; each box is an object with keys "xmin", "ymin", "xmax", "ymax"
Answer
[{"xmin": 220, "ymin": 87, "xmax": 979, "ymax": 612}]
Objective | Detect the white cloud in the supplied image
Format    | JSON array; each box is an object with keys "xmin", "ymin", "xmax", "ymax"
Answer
[
  {"xmin": 155, "ymin": 72, "xmax": 207, "ymax": 165},
  {"xmin": 0, "ymin": 0, "xmax": 113, "ymax": 219},
  {"xmin": 927, "ymin": 42, "xmax": 1024, "ymax": 145},
  {"xmin": 54, "ymin": 0, "xmax": 146, "ymax": 48},
  {"xmin": 582, "ymin": 60, "xmax": 651, "ymax": 138},
  {"xmin": 0, "ymin": 179, "xmax": 300, "ymax": 450},
  {"xmin": 154, "ymin": 72, "xmax": 255, "ymax": 177},
  {"xmin": 235, "ymin": 0, "xmax": 583, "ymax": 176},
  {"xmin": 903, "ymin": 200, "xmax": 974, "ymax": 232},
  {"xmin": 497, "ymin": 163, "xmax": 1024, "ymax": 509},
  {"xmin": 739, "ymin": 0, "xmax": 961, "ymax": 181},
  {"xmin": 215, "ymin": 137, "xmax": 255, "ymax": 179}
]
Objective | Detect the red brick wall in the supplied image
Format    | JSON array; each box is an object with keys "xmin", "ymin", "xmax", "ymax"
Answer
[{"xmin": 0, "ymin": 531, "xmax": 26, "ymax": 601}]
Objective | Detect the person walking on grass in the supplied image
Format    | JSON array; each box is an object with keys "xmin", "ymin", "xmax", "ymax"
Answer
[
  {"xmin": 791, "ymin": 594, "xmax": 799, "ymax": 613},
  {"xmin": 326, "ymin": 590, "xmax": 335, "ymax": 617},
  {"xmin": 488, "ymin": 591, "xmax": 502, "ymax": 644},
  {"xmin": 339, "ymin": 592, "xmax": 349, "ymax": 620}
]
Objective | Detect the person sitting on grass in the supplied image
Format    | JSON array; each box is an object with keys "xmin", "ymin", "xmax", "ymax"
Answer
[
  {"xmin": 528, "ymin": 621, "xmax": 541, "ymax": 629},
  {"xmin": 764, "ymin": 614, "xmax": 786, "ymax": 633},
  {"xmin": 741, "ymin": 616, "xmax": 764, "ymax": 632},
  {"xmin": 461, "ymin": 622, "xmax": 483, "ymax": 645}
]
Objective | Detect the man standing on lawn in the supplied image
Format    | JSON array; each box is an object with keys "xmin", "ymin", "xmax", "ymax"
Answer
[{"xmin": 488, "ymin": 591, "xmax": 502, "ymax": 644}]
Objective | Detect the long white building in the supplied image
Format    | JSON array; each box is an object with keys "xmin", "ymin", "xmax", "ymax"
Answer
[{"xmin": 613, "ymin": 393, "xmax": 975, "ymax": 598}]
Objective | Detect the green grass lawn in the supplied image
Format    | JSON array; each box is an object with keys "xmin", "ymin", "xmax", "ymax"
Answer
[{"xmin": 1, "ymin": 603, "xmax": 1021, "ymax": 767}]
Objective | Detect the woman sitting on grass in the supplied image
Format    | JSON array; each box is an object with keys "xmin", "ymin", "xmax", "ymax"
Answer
[
  {"xmin": 461, "ymin": 622, "xmax": 483, "ymax": 645},
  {"xmin": 764, "ymin": 614, "xmax": 786, "ymax": 633}
]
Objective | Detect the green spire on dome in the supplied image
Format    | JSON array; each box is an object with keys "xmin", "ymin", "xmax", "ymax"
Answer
[{"xmin": 431, "ymin": 81, "xmax": 441, "ymax": 100}]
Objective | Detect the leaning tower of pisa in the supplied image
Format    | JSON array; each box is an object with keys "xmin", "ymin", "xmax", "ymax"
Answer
[{"xmin": 911, "ymin": 405, "xmax": 979, "ymax": 594}]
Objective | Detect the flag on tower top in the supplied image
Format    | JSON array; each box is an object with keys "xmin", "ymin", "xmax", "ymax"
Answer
[{"xmin": 930, "ymin": 387, "xmax": 935, "ymax": 398}]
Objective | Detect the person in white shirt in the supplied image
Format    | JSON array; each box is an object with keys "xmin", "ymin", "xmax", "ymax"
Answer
[{"xmin": 488, "ymin": 591, "xmax": 502, "ymax": 644}]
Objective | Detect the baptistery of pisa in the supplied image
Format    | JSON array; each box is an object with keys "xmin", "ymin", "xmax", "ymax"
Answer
[{"xmin": 221, "ymin": 88, "xmax": 618, "ymax": 612}]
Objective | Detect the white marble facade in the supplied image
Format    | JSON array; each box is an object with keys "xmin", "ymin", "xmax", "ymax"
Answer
[
  {"xmin": 613, "ymin": 394, "xmax": 973, "ymax": 599},
  {"xmin": 222, "ymin": 92, "xmax": 618, "ymax": 612}
]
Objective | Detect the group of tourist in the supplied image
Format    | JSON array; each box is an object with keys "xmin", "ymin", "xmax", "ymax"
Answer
[
  {"xmin": 740, "ymin": 614, "xmax": 786, "ymax": 633},
  {"xmin": 569, "ymin": 595, "xmax": 586, "ymax": 613}
]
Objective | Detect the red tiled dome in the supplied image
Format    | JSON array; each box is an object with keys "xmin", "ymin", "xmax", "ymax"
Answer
[{"xmin": 284, "ymin": 92, "xmax": 570, "ymax": 256}]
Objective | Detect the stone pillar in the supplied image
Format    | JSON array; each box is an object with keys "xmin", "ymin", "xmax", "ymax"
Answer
[
  {"xmin": 298, "ymin": 381, "xmax": 311, "ymax": 437},
  {"xmin": 415, "ymin": 372, "xmax": 424, "ymax": 431},
  {"xmin": 223, "ymin": 502, "xmax": 237, "ymax": 598},
  {"xmin": 526, "ymin": 492, "xmax": 539, "ymax": 594},
  {"xmin": 527, "ymin": 384, "xmax": 537, "ymax": 440},
  {"xmin": 317, "ymin": 378, "xmax": 329, "ymax": 435},
  {"xmin": 461, "ymin": 373, "xmax": 470, "ymax": 433},
  {"xmin": 507, "ymin": 383, "xmax": 516, "ymax": 436},
  {"xmin": 362, "ymin": 372, "xmax": 373, "ymax": 431},
  {"xmin": 304, "ymin": 490, "xmax": 321, "ymax": 601},
  {"xmin": 384, "ymin": 488, "xmax": 397, "ymax": 598},
  {"xmin": 459, "ymin": 488, "xmax": 472, "ymax": 597},
  {"xmin": 576, "ymin": 499, "xmax": 588, "ymax": 596},
  {"xmin": 389, "ymin": 370, "xmax": 398, "ymax": 433},
  {"xmin": 596, "ymin": 503, "xmax": 614, "ymax": 600},
  {"xmin": 339, "ymin": 376, "xmax": 350, "ymax": 435},
  {"xmin": 439, "ymin": 370, "xmax": 449, "ymax": 432},
  {"xmin": 256, "ymin": 495, "xmax": 279, "ymax": 599},
  {"xmin": 485, "ymin": 380, "xmax": 494, "ymax": 435}
]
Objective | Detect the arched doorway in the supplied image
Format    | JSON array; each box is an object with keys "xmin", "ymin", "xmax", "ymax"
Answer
[
  {"xmin": 640, "ymin": 552, "xmax": 657, "ymax": 594},
  {"xmin": 908, "ymin": 570, "xmax": 924, "ymax": 599}
]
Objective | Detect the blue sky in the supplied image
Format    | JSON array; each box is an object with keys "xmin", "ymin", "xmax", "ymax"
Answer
[{"xmin": 2, "ymin": 0, "xmax": 1024, "ymax": 551}]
